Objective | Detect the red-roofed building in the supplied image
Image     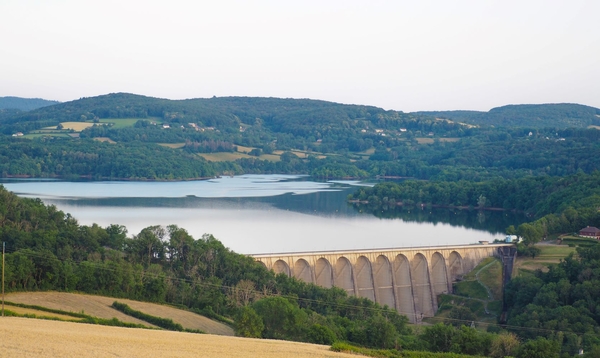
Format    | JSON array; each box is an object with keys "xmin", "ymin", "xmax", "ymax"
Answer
[{"xmin": 579, "ymin": 226, "xmax": 600, "ymax": 239}]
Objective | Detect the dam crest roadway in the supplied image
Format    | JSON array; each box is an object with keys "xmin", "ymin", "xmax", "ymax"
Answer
[{"xmin": 252, "ymin": 243, "xmax": 515, "ymax": 323}]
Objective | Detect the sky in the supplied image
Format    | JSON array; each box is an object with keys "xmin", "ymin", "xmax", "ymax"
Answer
[{"xmin": 1, "ymin": 0, "xmax": 599, "ymax": 112}]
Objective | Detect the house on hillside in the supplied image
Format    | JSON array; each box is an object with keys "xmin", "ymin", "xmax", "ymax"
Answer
[{"xmin": 579, "ymin": 226, "xmax": 600, "ymax": 239}]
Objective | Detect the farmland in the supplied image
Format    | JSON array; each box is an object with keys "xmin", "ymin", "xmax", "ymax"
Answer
[
  {"xmin": 5, "ymin": 292, "xmax": 233, "ymax": 336},
  {"xmin": 0, "ymin": 317, "xmax": 354, "ymax": 358}
]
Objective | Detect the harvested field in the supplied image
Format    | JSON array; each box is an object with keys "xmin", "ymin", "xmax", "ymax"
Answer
[
  {"xmin": 4, "ymin": 304, "xmax": 80, "ymax": 321},
  {"xmin": 5, "ymin": 292, "xmax": 233, "ymax": 335},
  {"xmin": 6, "ymin": 292, "xmax": 153, "ymax": 327},
  {"xmin": 59, "ymin": 122, "xmax": 95, "ymax": 131},
  {"xmin": 0, "ymin": 317, "xmax": 354, "ymax": 358}
]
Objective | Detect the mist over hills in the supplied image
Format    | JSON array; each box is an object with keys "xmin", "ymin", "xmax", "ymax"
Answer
[{"xmin": 0, "ymin": 96, "xmax": 60, "ymax": 111}]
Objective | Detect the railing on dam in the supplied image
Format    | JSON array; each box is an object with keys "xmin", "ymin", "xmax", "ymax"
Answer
[{"xmin": 251, "ymin": 243, "xmax": 514, "ymax": 323}]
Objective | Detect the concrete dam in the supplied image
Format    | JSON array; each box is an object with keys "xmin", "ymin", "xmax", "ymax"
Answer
[{"xmin": 252, "ymin": 243, "xmax": 515, "ymax": 323}]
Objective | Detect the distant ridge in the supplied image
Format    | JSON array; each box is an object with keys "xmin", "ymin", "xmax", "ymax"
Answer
[
  {"xmin": 0, "ymin": 96, "xmax": 60, "ymax": 111},
  {"xmin": 414, "ymin": 103, "xmax": 600, "ymax": 128}
]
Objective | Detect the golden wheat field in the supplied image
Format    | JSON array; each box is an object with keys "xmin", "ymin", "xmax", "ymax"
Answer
[
  {"xmin": 58, "ymin": 122, "xmax": 95, "ymax": 131},
  {"xmin": 5, "ymin": 292, "xmax": 233, "ymax": 335},
  {"xmin": 0, "ymin": 317, "xmax": 355, "ymax": 358}
]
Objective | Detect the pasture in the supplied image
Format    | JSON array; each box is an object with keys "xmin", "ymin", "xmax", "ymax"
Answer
[{"xmin": 0, "ymin": 317, "xmax": 354, "ymax": 358}]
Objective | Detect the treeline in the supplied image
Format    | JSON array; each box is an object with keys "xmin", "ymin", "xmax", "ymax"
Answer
[
  {"xmin": 504, "ymin": 245, "xmax": 600, "ymax": 356},
  {"xmin": 415, "ymin": 103, "xmax": 600, "ymax": 128},
  {"xmin": 0, "ymin": 185, "xmax": 409, "ymax": 348},
  {"xmin": 351, "ymin": 172, "xmax": 600, "ymax": 216},
  {"xmin": 3, "ymin": 93, "xmax": 600, "ymax": 181},
  {"xmin": 0, "ymin": 136, "xmax": 237, "ymax": 180}
]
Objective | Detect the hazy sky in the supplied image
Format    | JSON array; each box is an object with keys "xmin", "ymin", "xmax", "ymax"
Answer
[{"xmin": 1, "ymin": 0, "xmax": 598, "ymax": 112}]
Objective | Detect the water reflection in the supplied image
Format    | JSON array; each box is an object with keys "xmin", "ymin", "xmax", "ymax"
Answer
[{"xmin": 1, "ymin": 175, "xmax": 527, "ymax": 254}]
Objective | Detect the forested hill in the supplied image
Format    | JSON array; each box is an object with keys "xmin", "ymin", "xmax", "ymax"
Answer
[
  {"xmin": 3, "ymin": 92, "xmax": 600, "ymax": 181},
  {"xmin": 0, "ymin": 96, "xmax": 60, "ymax": 111},
  {"xmin": 415, "ymin": 103, "xmax": 600, "ymax": 128}
]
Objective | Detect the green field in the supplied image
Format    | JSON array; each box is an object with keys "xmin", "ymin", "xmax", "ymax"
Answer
[
  {"xmin": 98, "ymin": 117, "xmax": 158, "ymax": 129},
  {"xmin": 158, "ymin": 143, "xmax": 186, "ymax": 149},
  {"xmin": 23, "ymin": 132, "xmax": 70, "ymax": 139}
]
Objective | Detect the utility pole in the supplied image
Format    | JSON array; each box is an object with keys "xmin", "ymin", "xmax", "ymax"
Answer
[{"xmin": 2, "ymin": 241, "xmax": 5, "ymax": 317}]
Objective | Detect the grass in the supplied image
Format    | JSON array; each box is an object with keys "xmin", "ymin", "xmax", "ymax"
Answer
[
  {"xmin": 331, "ymin": 341, "xmax": 480, "ymax": 357},
  {"xmin": 433, "ymin": 257, "xmax": 504, "ymax": 324},
  {"xmin": 198, "ymin": 152, "xmax": 253, "ymax": 161},
  {"xmin": 5, "ymin": 291, "xmax": 233, "ymax": 335},
  {"xmin": 198, "ymin": 151, "xmax": 281, "ymax": 162},
  {"xmin": 93, "ymin": 137, "xmax": 117, "ymax": 143},
  {"xmin": 158, "ymin": 142, "xmax": 186, "ymax": 149},
  {"xmin": 2, "ymin": 317, "xmax": 350, "ymax": 358},
  {"xmin": 453, "ymin": 281, "xmax": 488, "ymax": 300},
  {"xmin": 98, "ymin": 118, "xmax": 150, "ymax": 129},
  {"xmin": 23, "ymin": 133, "xmax": 71, "ymax": 139},
  {"xmin": 515, "ymin": 242, "xmax": 579, "ymax": 274},
  {"xmin": 415, "ymin": 138, "xmax": 460, "ymax": 145},
  {"xmin": 477, "ymin": 259, "xmax": 502, "ymax": 300}
]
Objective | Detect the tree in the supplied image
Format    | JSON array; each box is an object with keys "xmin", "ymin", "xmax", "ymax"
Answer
[
  {"xmin": 489, "ymin": 332, "xmax": 520, "ymax": 358},
  {"xmin": 515, "ymin": 337, "xmax": 560, "ymax": 358},
  {"xmin": 306, "ymin": 324, "xmax": 337, "ymax": 345},
  {"xmin": 234, "ymin": 306, "xmax": 263, "ymax": 338},
  {"xmin": 420, "ymin": 323, "xmax": 456, "ymax": 352},
  {"xmin": 446, "ymin": 306, "xmax": 476, "ymax": 327},
  {"xmin": 252, "ymin": 296, "xmax": 307, "ymax": 340},
  {"xmin": 517, "ymin": 223, "xmax": 543, "ymax": 246}
]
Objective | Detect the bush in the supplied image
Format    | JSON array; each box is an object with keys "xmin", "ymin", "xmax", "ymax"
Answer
[{"xmin": 111, "ymin": 301, "xmax": 185, "ymax": 331}]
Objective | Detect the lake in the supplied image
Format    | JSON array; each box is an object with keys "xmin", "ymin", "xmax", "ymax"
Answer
[{"xmin": 1, "ymin": 175, "xmax": 522, "ymax": 254}]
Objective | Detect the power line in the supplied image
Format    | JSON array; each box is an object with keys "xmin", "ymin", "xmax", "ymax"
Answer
[{"xmin": 0, "ymin": 246, "xmax": 592, "ymax": 337}]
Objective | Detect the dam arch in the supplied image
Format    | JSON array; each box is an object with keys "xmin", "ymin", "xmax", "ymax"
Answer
[
  {"xmin": 294, "ymin": 259, "xmax": 313, "ymax": 284},
  {"xmin": 315, "ymin": 258, "xmax": 333, "ymax": 288},
  {"xmin": 393, "ymin": 254, "xmax": 416, "ymax": 321},
  {"xmin": 273, "ymin": 259, "xmax": 291, "ymax": 276},
  {"xmin": 334, "ymin": 257, "xmax": 355, "ymax": 295},
  {"xmin": 431, "ymin": 252, "xmax": 450, "ymax": 296},
  {"xmin": 355, "ymin": 256, "xmax": 375, "ymax": 301},
  {"xmin": 374, "ymin": 255, "xmax": 395, "ymax": 309},
  {"xmin": 448, "ymin": 251, "xmax": 464, "ymax": 281},
  {"xmin": 252, "ymin": 243, "xmax": 512, "ymax": 323},
  {"xmin": 411, "ymin": 253, "xmax": 435, "ymax": 318}
]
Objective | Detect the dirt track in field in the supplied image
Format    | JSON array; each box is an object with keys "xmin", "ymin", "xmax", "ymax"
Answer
[{"xmin": 0, "ymin": 317, "xmax": 355, "ymax": 358}]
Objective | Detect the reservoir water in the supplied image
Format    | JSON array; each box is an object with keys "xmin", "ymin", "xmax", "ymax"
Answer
[{"xmin": 1, "ymin": 175, "xmax": 523, "ymax": 254}]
